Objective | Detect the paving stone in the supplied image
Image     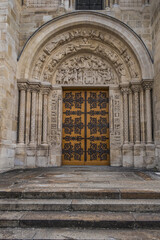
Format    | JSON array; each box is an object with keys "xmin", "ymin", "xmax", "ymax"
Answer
[{"xmin": 1, "ymin": 228, "xmax": 160, "ymax": 240}]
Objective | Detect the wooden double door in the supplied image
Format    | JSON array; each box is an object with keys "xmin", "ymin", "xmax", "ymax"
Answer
[{"xmin": 62, "ymin": 89, "xmax": 110, "ymax": 165}]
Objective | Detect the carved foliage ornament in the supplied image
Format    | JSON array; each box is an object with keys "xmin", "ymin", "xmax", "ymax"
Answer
[{"xmin": 32, "ymin": 28, "xmax": 140, "ymax": 81}]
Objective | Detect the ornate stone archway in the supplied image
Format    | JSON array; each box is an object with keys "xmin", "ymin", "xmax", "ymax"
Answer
[{"xmin": 16, "ymin": 12, "xmax": 155, "ymax": 168}]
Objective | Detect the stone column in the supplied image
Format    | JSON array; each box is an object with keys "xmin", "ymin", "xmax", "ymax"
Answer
[
  {"xmin": 129, "ymin": 89, "xmax": 134, "ymax": 143},
  {"xmin": 113, "ymin": 0, "xmax": 119, "ymax": 5},
  {"xmin": 18, "ymin": 83, "xmax": 27, "ymax": 144},
  {"xmin": 42, "ymin": 87, "xmax": 50, "ymax": 145},
  {"xmin": 37, "ymin": 90, "xmax": 42, "ymax": 145},
  {"xmin": 143, "ymin": 81, "xmax": 153, "ymax": 144},
  {"xmin": 131, "ymin": 84, "xmax": 141, "ymax": 144},
  {"xmin": 121, "ymin": 84, "xmax": 134, "ymax": 167},
  {"xmin": 121, "ymin": 86, "xmax": 129, "ymax": 144},
  {"xmin": 106, "ymin": 0, "xmax": 110, "ymax": 7},
  {"xmin": 60, "ymin": 0, "xmax": 64, "ymax": 7},
  {"xmin": 30, "ymin": 84, "xmax": 40, "ymax": 145},
  {"xmin": 140, "ymin": 87, "xmax": 145, "ymax": 143},
  {"xmin": 25, "ymin": 89, "xmax": 31, "ymax": 144}
]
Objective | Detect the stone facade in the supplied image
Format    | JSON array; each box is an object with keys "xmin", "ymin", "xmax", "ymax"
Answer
[
  {"xmin": 151, "ymin": 0, "xmax": 160, "ymax": 169},
  {"xmin": 0, "ymin": 0, "xmax": 160, "ymax": 171}
]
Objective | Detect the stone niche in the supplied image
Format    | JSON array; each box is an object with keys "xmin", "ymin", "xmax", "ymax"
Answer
[{"xmin": 16, "ymin": 13, "xmax": 155, "ymax": 169}]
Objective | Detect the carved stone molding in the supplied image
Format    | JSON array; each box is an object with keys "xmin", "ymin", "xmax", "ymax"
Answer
[
  {"xmin": 42, "ymin": 43, "xmax": 127, "ymax": 83},
  {"xmin": 31, "ymin": 27, "xmax": 140, "ymax": 82}
]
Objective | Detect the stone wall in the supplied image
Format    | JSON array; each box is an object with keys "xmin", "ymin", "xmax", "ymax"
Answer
[
  {"xmin": 19, "ymin": 0, "xmax": 152, "ymax": 55},
  {"xmin": 151, "ymin": 0, "xmax": 160, "ymax": 169},
  {"xmin": 0, "ymin": 0, "xmax": 21, "ymax": 171}
]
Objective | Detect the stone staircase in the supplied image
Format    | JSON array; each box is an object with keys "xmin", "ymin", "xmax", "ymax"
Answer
[
  {"xmin": 1, "ymin": 189, "xmax": 160, "ymax": 230},
  {"xmin": 1, "ymin": 167, "xmax": 160, "ymax": 239}
]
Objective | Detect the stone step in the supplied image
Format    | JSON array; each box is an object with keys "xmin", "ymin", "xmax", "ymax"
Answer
[
  {"xmin": 1, "ymin": 211, "xmax": 160, "ymax": 229},
  {"xmin": 0, "ymin": 199, "xmax": 160, "ymax": 212},
  {"xmin": 1, "ymin": 227, "xmax": 160, "ymax": 240},
  {"xmin": 0, "ymin": 189, "xmax": 160, "ymax": 199}
]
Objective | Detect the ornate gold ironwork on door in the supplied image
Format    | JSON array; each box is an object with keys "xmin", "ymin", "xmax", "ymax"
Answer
[{"xmin": 62, "ymin": 89, "xmax": 110, "ymax": 165}]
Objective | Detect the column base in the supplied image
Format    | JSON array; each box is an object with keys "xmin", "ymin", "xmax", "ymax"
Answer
[
  {"xmin": 144, "ymin": 144, "xmax": 155, "ymax": 169},
  {"xmin": 110, "ymin": 147, "xmax": 122, "ymax": 167},
  {"xmin": 134, "ymin": 144, "xmax": 145, "ymax": 168},
  {"xmin": 15, "ymin": 144, "xmax": 26, "ymax": 167},
  {"xmin": 122, "ymin": 144, "xmax": 134, "ymax": 167},
  {"xmin": 26, "ymin": 146, "xmax": 36, "ymax": 168},
  {"xmin": 155, "ymin": 145, "xmax": 160, "ymax": 170},
  {"xmin": 37, "ymin": 145, "xmax": 49, "ymax": 167}
]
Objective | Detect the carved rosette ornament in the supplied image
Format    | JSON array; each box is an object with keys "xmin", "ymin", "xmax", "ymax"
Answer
[
  {"xmin": 142, "ymin": 80, "xmax": 153, "ymax": 144},
  {"xmin": 131, "ymin": 84, "xmax": 141, "ymax": 144},
  {"xmin": 121, "ymin": 85, "xmax": 130, "ymax": 144}
]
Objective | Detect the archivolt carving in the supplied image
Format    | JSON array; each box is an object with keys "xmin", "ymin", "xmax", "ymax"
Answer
[
  {"xmin": 55, "ymin": 54, "xmax": 117, "ymax": 85},
  {"xmin": 32, "ymin": 28, "xmax": 141, "ymax": 82},
  {"xmin": 41, "ymin": 41, "xmax": 128, "ymax": 83}
]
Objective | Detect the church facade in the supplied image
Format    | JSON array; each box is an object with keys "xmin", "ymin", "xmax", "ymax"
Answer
[{"xmin": 0, "ymin": 0, "xmax": 160, "ymax": 171}]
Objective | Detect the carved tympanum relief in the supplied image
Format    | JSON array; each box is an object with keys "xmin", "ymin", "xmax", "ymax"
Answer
[
  {"xmin": 42, "ymin": 41, "xmax": 129, "ymax": 84},
  {"xmin": 31, "ymin": 27, "xmax": 141, "ymax": 83},
  {"xmin": 55, "ymin": 54, "xmax": 118, "ymax": 85}
]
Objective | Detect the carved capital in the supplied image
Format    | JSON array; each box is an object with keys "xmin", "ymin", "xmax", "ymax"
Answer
[
  {"xmin": 42, "ymin": 87, "xmax": 51, "ymax": 95},
  {"xmin": 120, "ymin": 87, "xmax": 130, "ymax": 95},
  {"xmin": 142, "ymin": 80, "xmax": 153, "ymax": 90},
  {"xmin": 29, "ymin": 83, "xmax": 41, "ymax": 92},
  {"xmin": 131, "ymin": 84, "xmax": 141, "ymax": 93},
  {"xmin": 18, "ymin": 83, "xmax": 28, "ymax": 91}
]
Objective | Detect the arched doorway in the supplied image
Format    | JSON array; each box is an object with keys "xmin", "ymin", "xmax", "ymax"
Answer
[{"xmin": 16, "ymin": 11, "xmax": 155, "ymax": 169}]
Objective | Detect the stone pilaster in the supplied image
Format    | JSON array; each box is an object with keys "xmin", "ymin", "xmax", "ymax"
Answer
[{"xmin": 18, "ymin": 83, "xmax": 27, "ymax": 144}]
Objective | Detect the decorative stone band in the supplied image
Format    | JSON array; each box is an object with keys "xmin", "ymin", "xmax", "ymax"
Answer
[{"xmin": 17, "ymin": 80, "xmax": 52, "ymax": 145}]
